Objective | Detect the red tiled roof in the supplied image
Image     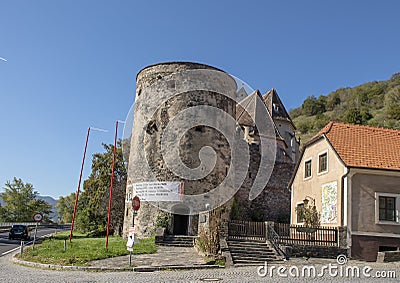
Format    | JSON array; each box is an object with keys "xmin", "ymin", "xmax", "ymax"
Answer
[{"xmin": 314, "ymin": 121, "xmax": 400, "ymax": 171}]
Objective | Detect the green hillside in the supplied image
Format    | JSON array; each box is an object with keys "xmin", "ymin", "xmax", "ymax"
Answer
[{"xmin": 290, "ymin": 73, "xmax": 400, "ymax": 143}]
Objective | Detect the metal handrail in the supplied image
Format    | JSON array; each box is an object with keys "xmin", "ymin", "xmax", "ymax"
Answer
[{"xmin": 267, "ymin": 223, "xmax": 288, "ymax": 259}]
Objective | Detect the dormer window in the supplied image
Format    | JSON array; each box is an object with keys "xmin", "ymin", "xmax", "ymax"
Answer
[{"xmin": 273, "ymin": 103, "xmax": 279, "ymax": 112}]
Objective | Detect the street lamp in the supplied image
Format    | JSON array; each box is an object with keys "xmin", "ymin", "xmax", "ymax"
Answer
[{"xmin": 69, "ymin": 126, "xmax": 108, "ymax": 242}]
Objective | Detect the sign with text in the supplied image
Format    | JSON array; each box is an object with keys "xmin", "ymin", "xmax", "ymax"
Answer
[{"xmin": 131, "ymin": 181, "xmax": 184, "ymax": 202}]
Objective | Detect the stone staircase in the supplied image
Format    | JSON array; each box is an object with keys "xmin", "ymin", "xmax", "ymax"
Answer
[
  {"xmin": 227, "ymin": 237, "xmax": 281, "ymax": 266},
  {"xmin": 156, "ymin": 235, "xmax": 196, "ymax": 247}
]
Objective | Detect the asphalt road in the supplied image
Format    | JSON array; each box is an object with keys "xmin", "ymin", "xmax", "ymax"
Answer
[{"xmin": 0, "ymin": 227, "xmax": 61, "ymax": 256}]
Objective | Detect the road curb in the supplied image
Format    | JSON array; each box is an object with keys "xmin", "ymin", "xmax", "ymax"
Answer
[
  {"xmin": 11, "ymin": 254, "xmax": 132, "ymax": 272},
  {"xmin": 11, "ymin": 253, "xmax": 223, "ymax": 272}
]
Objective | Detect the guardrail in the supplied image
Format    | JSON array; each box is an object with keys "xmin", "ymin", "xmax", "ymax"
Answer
[
  {"xmin": 0, "ymin": 222, "xmax": 40, "ymax": 227},
  {"xmin": 0, "ymin": 223, "xmax": 71, "ymax": 229}
]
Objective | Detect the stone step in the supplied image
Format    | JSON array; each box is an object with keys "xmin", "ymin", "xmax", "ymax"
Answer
[
  {"xmin": 227, "ymin": 240, "xmax": 268, "ymax": 246},
  {"xmin": 156, "ymin": 235, "xmax": 195, "ymax": 247},
  {"xmin": 161, "ymin": 239, "xmax": 193, "ymax": 243},
  {"xmin": 157, "ymin": 242, "xmax": 194, "ymax": 247},
  {"xmin": 230, "ymin": 254, "xmax": 276, "ymax": 260},
  {"xmin": 228, "ymin": 245, "xmax": 273, "ymax": 251},
  {"xmin": 228, "ymin": 243, "xmax": 272, "ymax": 249},
  {"xmin": 227, "ymin": 237, "xmax": 266, "ymax": 243},
  {"xmin": 227, "ymin": 239, "xmax": 280, "ymax": 264},
  {"xmin": 164, "ymin": 235, "xmax": 196, "ymax": 240},
  {"xmin": 233, "ymin": 259, "xmax": 274, "ymax": 265},
  {"xmin": 230, "ymin": 251, "xmax": 276, "ymax": 257}
]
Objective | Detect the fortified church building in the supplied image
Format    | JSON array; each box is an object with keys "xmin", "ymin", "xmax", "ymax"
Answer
[{"xmin": 123, "ymin": 62, "xmax": 300, "ymax": 239}]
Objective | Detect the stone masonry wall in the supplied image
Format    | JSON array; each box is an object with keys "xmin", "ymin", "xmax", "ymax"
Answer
[
  {"xmin": 233, "ymin": 142, "xmax": 294, "ymax": 223},
  {"xmin": 123, "ymin": 62, "xmax": 237, "ymax": 238}
]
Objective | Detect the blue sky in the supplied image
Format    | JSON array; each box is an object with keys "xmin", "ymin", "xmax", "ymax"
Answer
[{"xmin": 1, "ymin": 1, "xmax": 399, "ymax": 198}]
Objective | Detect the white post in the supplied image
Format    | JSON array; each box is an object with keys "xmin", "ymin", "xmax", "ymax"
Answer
[
  {"xmin": 20, "ymin": 240, "xmax": 24, "ymax": 255},
  {"xmin": 32, "ymin": 222, "xmax": 38, "ymax": 249}
]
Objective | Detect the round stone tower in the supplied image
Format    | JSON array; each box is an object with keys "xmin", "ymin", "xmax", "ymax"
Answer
[{"xmin": 123, "ymin": 62, "xmax": 238, "ymax": 238}]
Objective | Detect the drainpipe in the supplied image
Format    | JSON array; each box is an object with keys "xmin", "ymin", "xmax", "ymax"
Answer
[{"xmin": 341, "ymin": 168, "xmax": 351, "ymax": 255}]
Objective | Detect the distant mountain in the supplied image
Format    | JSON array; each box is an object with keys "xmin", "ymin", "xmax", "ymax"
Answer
[
  {"xmin": 290, "ymin": 72, "xmax": 400, "ymax": 143},
  {"xmin": 37, "ymin": 196, "xmax": 59, "ymax": 222},
  {"xmin": 0, "ymin": 195, "xmax": 59, "ymax": 222}
]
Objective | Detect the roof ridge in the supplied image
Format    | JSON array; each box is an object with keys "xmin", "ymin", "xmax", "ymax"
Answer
[
  {"xmin": 329, "ymin": 121, "xmax": 400, "ymax": 134},
  {"xmin": 316, "ymin": 121, "xmax": 400, "ymax": 171}
]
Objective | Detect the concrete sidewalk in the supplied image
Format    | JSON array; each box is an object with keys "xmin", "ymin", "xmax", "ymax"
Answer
[
  {"xmin": 88, "ymin": 245, "xmax": 218, "ymax": 270},
  {"xmin": 13, "ymin": 245, "xmax": 222, "ymax": 272}
]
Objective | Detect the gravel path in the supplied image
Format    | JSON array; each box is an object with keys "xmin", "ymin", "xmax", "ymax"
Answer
[{"xmin": 1, "ymin": 253, "xmax": 399, "ymax": 283}]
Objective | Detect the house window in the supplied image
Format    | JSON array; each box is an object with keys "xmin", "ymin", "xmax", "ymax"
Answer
[
  {"xmin": 379, "ymin": 196, "xmax": 396, "ymax": 221},
  {"xmin": 318, "ymin": 152, "xmax": 328, "ymax": 173},
  {"xmin": 305, "ymin": 160, "xmax": 312, "ymax": 178},
  {"xmin": 375, "ymin": 192, "xmax": 400, "ymax": 224},
  {"xmin": 297, "ymin": 203, "xmax": 305, "ymax": 223}
]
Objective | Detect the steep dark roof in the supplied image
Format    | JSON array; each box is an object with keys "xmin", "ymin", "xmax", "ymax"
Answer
[
  {"xmin": 262, "ymin": 88, "xmax": 295, "ymax": 129},
  {"xmin": 236, "ymin": 90, "xmax": 287, "ymax": 144}
]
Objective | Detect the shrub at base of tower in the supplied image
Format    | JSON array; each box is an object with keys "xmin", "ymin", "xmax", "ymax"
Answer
[
  {"xmin": 196, "ymin": 229, "xmax": 220, "ymax": 255},
  {"xmin": 195, "ymin": 208, "xmax": 225, "ymax": 255},
  {"xmin": 155, "ymin": 212, "xmax": 171, "ymax": 234}
]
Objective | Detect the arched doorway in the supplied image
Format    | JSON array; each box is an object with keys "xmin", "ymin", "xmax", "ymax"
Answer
[{"xmin": 172, "ymin": 204, "xmax": 190, "ymax": 235}]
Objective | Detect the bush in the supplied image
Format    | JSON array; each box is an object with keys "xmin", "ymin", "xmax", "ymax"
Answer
[
  {"xmin": 343, "ymin": 108, "xmax": 372, "ymax": 125},
  {"xmin": 297, "ymin": 121, "xmax": 311, "ymax": 134},
  {"xmin": 302, "ymin": 95, "xmax": 326, "ymax": 116},
  {"xmin": 155, "ymin": 213, "xmax": 171, "ymax": 234},
  {"xmin": 196, "ymin": 229, "xmax": 219, "ymax": 255},
  {"xmin": 230, "ymin": 197, "xmax": 241, "ymax": 220},
  {"xmin": 313, "ymin": 113, "xmax": 330, "ymax": 130},
  {"xmin": 326, "ymin": 92, "xmax": 341, "ymax": 110}
]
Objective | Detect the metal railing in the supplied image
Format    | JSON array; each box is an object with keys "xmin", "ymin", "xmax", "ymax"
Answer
[
  {"xmin": 228, "ymin": 220, "xmax": 266, "ymax": 240},
  {"xmin": 266, "ymin": 222, "xmax": 288, "ymax": 259},
  {"xmin": 274, "ymin": 223, "xmax": 339, "ymax": 247}
]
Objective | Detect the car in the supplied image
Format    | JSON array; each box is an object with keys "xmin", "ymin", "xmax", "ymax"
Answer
[{"xmin": 8, "ymin": 224, "xmax": 31, "ymax": 240}]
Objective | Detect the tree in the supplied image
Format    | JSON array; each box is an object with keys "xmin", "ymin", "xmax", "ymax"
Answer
[
  {"xmin": 302, "ymin": 95, "xmax": 326, "ymax": 116},
  {"xmin": 0, "ymin": 178, "xmax": 52, "ymax": 222},
  {"xmin": 56, "ymin": 192, "xmax": 76, "ymax": 223},
  {"xmin": 75, "ymin": 141, "xmax": 127, "ymax": 235},
  {"xmin": 343, "ymin": 108, "xmax": 372, "ymax": 125},
  {"xmin": 385, "ymin": 85, "xmax": 400, "ymax": 119},
  {"xmin": 326, "ymin": 92, "xmax": 341, "ymax": 110},
  {"xmin": 295, "ymin": 200, "xmax": 320, "ymax": 228},
  {"xmin": 313, "ymin": 113, "xmax": 330, "ymax": 131}
]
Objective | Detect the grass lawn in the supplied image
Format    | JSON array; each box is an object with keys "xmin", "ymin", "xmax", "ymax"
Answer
[{"xmin": 18, "ymin": 231, "xmax": 157, "ymax": 266}]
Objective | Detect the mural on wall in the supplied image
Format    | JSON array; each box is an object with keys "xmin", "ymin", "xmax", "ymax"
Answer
[{"xmin": 321, "ymin": 181, "xmax": 337, "ymax": 224}]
